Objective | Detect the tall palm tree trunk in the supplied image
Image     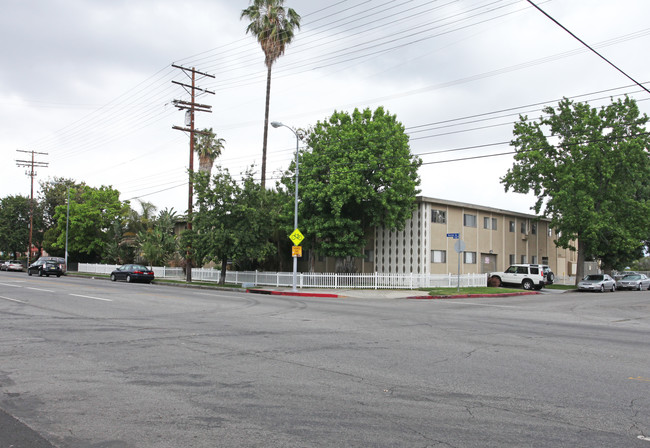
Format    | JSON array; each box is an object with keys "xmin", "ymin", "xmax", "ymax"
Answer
[{"xmin": 261, "ymin": 64, "xmax": 273, "ymax": 189}]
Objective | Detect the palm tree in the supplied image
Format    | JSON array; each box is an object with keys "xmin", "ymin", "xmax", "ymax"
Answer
[
  {"xmin": 241, "ymin": 0, "xmax": 301, "ymax": 189},
  {"xmin": 194, "ymin": 128, "xmax": 225, "ymax": 178}
]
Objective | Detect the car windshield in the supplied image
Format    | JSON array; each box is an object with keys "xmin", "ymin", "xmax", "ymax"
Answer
[
  {"xmin": 623, "ymin": 275, "xmax": 641, "ymax": 280},
  {"xmin": 585, "ymin": 275, "xmax": 603, "ymax": 281}
]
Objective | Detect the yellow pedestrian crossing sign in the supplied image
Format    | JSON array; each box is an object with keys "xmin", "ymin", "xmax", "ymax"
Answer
[{"xmin": 289, "ymin": 229, "xmax": 304, "ymax": 246}]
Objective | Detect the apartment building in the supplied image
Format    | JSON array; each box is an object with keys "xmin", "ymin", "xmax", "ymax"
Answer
[
  {"xmin": 307, "ymin": 196, "xmax": 578, "ymax": 277},
  {"xmin": 373, "ymin": 196, "xmax": 577, "ymax": 277}
]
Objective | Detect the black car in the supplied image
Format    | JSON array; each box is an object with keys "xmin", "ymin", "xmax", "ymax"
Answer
[
  {"xmin": 28, "ymin": 260, "xmax": 63, "ymax": 277},
  {"xmin": 110, "ymin": 264, "xmax": 155, "ymax": 283},
  {"xmin": 37, "ymin": 256, "xmax": 67, "ymax": 273}
]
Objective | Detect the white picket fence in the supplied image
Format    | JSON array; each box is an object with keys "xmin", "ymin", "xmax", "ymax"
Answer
[{"xmin": 77, "ymin": 263, "xmax": 487, "ymax": 290}]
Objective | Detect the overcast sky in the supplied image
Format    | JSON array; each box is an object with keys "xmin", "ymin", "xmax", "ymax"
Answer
[{"xmin": 2, "ymin": 0, "xmax": 649, "ymax": 217}]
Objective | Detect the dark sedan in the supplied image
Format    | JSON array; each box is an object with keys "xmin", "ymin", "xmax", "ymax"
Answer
[
  {"xmin": 28, "ymin": 260, "xmax": 63, "ymax": 277},
  {"xmin": 110, "ymin": 264, "xmax": 155, "ymax": 283}
]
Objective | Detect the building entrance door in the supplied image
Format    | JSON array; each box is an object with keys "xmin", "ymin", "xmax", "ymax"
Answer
[{"xmin": 481, "ymin": 253, "xmax": 497, "ymax": 273}]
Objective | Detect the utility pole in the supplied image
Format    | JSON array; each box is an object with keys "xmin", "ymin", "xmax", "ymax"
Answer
[
  {"xmin": 172, "ymin": 64, "xmax": 214, "ymax": 282},
  {"xmin": 16, "ymin": 150, "xmax": 48, "ymax": 266}
]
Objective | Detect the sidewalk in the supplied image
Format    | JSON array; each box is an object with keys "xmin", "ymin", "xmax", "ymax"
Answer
[
  {"xmin": 245, "ymin": 287, "xmax": 549, "ymax": 299},
  {"xmin": 246, "ymin": 287, "xmax": 432, "ymax": 299}
]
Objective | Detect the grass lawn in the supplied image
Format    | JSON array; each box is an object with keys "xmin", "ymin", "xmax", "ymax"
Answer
[{"xmin": 546, "ymin": 284, "xmax": 576, "ymax": 290}]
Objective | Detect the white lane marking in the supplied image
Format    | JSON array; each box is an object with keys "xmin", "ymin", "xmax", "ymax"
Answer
[
  {"xmin": 0, "ymin": 295, "xmax": 26, "ymax": 304},
  {"xmin": 638, "ymin": 435, "xmax": 650, "ymax": 442},
  {"xmin": 69, "ymin": 294, "xmax": 112, "ymax": 302},
  {"xmin": 27, "ymin": 287, "xmax": 54, "ymax": 293},
  {"xmin": 0, "ymin": 283, "xmax": 23, "ymax": 288}
]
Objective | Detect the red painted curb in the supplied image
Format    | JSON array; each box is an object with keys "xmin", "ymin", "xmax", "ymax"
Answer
[
  {"xmin": 246, "ymin": 289, "xmax": 339, "ymax": 298},
  {"xmin": 407, "ymin": 292, "xmax": 540, "ymax": 300}
]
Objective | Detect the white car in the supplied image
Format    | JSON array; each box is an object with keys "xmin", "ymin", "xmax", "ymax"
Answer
[
  {"xmin": 2, "ymin": 260, "xmax": 24, "ymax": 272},
  {"xmin": 616, "ymin": 273, "xmax": 650, "ymax": 291},
  {"xmin": 488, "ymin": 264, "xmax": 546, "ymax": 290},
  {"xmin": 577, "ymin": 274, "xmax": 616, "ymax": 292}
]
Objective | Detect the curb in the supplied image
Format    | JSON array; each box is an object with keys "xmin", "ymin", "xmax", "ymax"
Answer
[
  {"xmin": 246, "ymin": 289, "xmax": 339, "ymax": 298},
  {"xmin": 406, "ymin": 291, "xmax": 541, "ymax": 300}
]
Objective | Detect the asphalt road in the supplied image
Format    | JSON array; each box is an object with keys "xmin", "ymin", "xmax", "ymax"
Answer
[{"xmin": 0, "ymin": 272, "xmax": 649, "ymax": 447}]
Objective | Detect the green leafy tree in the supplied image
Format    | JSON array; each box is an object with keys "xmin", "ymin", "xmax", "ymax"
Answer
[
  {"xmin": 286, "ymin": 106, "xmax": 422, "ymax": 273},
  {"xmin": 192, "ymin": 168, "xmax": 276, "ymax": 284},
  {"xmin": 241, "ymin": 0, "xmax": 301, "ymax": 188},
  {"xmin": 0, "ymin": 195, "xmax": 32, "ymax": 260},
  {"xmin": 136, "ymin": 208, "xmax": 179, "ymax": 267},
  {"xmin": 48, "ymin": 185, "xmax": 130, "ymax": 262},
  {"xmin": 39, "ymin": 177, "xmax": 84, "ymax": 229},
  {"xmin": 194, "ymin": 128, "xmax": 225, "ymax": 178},
  {"xmin": 502, "ymin": 97, "xmax": 650, "ymax": 281},
  {"xmin": 104, "ymin": 219, "xmax": 135, "ymax": 265}
]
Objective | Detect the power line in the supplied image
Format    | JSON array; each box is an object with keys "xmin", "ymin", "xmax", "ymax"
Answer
[{"xmin": 526, "ymin": 0, "xmax": 650, "ymax": 96}]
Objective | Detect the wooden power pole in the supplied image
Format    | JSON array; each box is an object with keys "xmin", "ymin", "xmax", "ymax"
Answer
[
  {"xmin": 172, "ymin": 64, "xmax": 214, "ymax": 282},
  {"xmin": 16, "ymin": 150, "xmax": 48, "ymax": 266}
]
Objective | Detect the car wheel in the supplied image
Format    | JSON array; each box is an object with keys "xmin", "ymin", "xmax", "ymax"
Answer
[
  {"xmin": 522, "ymin": 279, "xmax": 533, "ymax": 290},
  {"xmin": 28, "ymin": 270, "xmax": 32, "ymax": 276},
  {"xmin": 56, "ymin": 274, "xmax": 61, "ymax": 277},
  {"xmin": 126, "ymin": 275, "xmax": 132, "ymax": 283},
  {"xmin": 110, "ymin": 274, "xmax": 116, "ymax": 282},
  {"xmin": 38, "ymin": 269, "xmax": 43, "ymax": 277},
  {"xmin": 600, "ymin": 285, "xmax": 605, "ymax": 292},
  {"xmin": 489, "ymin": 276, "xmax": 501, "ymax": 287},
  {"xmin": 611, "ymin": 284, "xmax": 616, "ymax": 292}
]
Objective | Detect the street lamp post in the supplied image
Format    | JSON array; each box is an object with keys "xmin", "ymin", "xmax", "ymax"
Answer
[{"xmin": 271, "ymin": 121, "xmax": 299, "ymax": 292}]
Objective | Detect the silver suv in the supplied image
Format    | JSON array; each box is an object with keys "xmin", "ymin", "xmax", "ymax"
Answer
[{"xmin": 489, "ymin": 264, "xmax": 546, "ymax": 290}]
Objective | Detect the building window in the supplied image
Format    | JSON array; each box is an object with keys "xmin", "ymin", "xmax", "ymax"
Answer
[
  {"xmin": 431, "ymin": 209, "xmax": 446, "ymax": 224},
  {"xmin": 509, "ymin": 254, "xmax": 516, "ymax": 265},
  {"xmin": 521, "ymin": 255, "xmax": 527, "ymax": 264},
  {"xmin": 431, "ymin": 250, "xmax": 446, "ymax": 263},
  {"xmin": 483, "ymin": 217, "xmax": 498, "ymax": 230},
  {"xmin": 509, "ymin": 221, "xmax": 515, "ymax": 232},
  {"xmin": 364, "ymin": 250, "xmax": 374, "ymax": 262},
  {"xmin": 531, "ymin": 223, "xmax": 537, "ymax": 235},
  {"xmin": 464, "ymin": 214, "xmax": 477, "ymax": 227},
  {"xmin": 464, "ymin": 251, "xmax": 477, "ymax": 264},
  {"xmin": 542, "ymin": 257, "xmax": 549, "ymax": 265},
  {"xmin": 531, "ymin": 255, "xmax": 538, "ymax": 264},
  {"xmin": 521, "ymin": 221, "xmax": 527, "ymax": 234}
]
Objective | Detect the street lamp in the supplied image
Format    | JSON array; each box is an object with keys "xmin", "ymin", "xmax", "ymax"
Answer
[{"xmin": 271, "ymin": 121, "xmax": 299, "ymax": 292}]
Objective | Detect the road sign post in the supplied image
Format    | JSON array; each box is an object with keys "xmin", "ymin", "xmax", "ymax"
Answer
[{"xmin": 448, "ymin": 233, "xmax": 464, "ymax": 292}]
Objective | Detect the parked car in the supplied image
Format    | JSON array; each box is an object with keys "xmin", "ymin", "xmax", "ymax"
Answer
[
  {"xmin": 488, "ymin": 264, "xmax": 545, "ymax": 290},
  {"xmin": 2, "ymin": 260, "xmax": 24, "ymax": 272},
  {"xmin": 110, "ymin": 264, "xmax": 154, "ymax": 283},
  {"xmin": 36, "ymin": 256, "xmax": 67, "ymax": 273},
  {"xmin": 616, "ymin": 273, "xmax": 650, "ymax": 291},
  {"xmin": 577, "ymin": 274, "xmax": 616, "ymax": 292},
  {"xmin": 540, "ymin": 265, "xmax": 554, "ymax": 285},
  {"xmin": 28, "ymin": 260, "xmax": 63, "ymax": 277}
]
